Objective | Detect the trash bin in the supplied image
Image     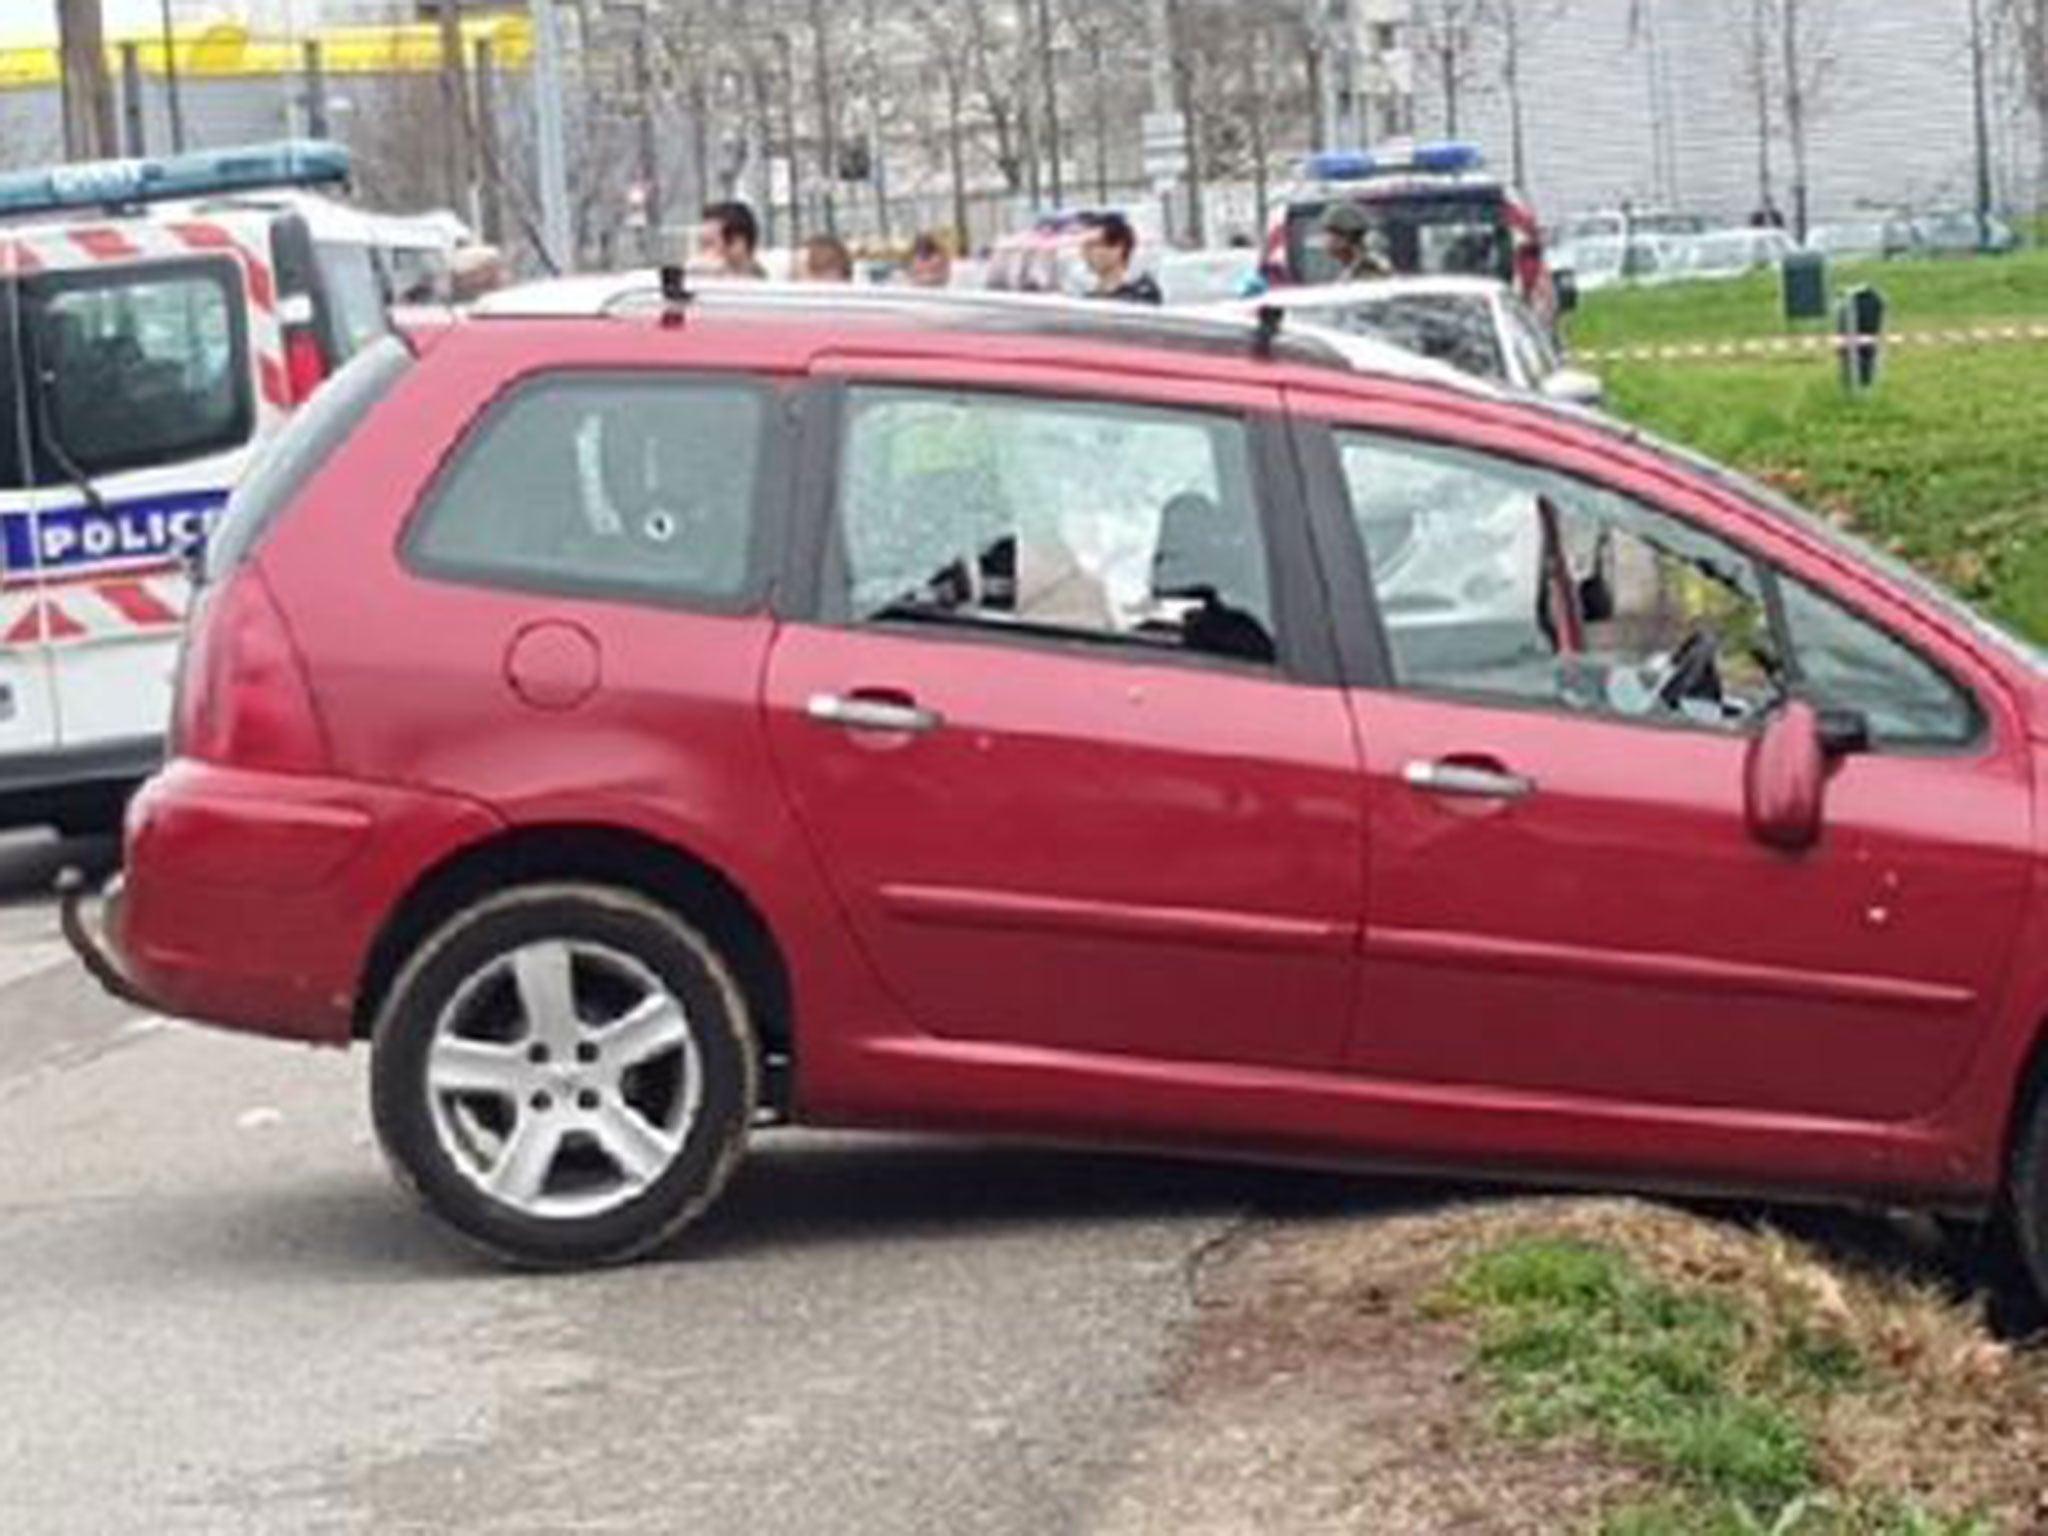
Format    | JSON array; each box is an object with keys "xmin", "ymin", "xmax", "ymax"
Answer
[
  {"xmin": 1838, "ymin": 285, "xmax": 1886, "ymax": 392},
  {"xmin": 1782, "ymin": 250, "xmax": 1829, "ymax": 322}
]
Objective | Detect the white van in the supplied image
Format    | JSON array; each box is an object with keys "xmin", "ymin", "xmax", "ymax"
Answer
[{"xmin": 0, "ymin": 141, "xmax": 394, "ymax": 832}]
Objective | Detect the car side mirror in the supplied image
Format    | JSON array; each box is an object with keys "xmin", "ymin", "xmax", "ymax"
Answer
[
  {"xmin": 1745, "ymin": 700, "xmax": 1869, "ymax": 853},
  {"xmin": 1542, "ymin": 367, "xmax": 1605, "ymax": 409},
  {"xmin": 1816, "ymin": 706, "xmax": 1872, "ymax": 758}
]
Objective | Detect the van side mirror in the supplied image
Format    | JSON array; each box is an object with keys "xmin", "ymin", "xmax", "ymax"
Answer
[{"xmin": 1745, "ymin": 700, "xmax": 1869, "ymax": 853}]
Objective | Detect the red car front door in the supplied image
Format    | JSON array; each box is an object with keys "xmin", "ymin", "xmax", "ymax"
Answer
[
  {"xmin": 763, "ymin": 366, "xmax": 1364, "ymax": 1070},
  {"xmin": 1298, "ymin": 405, "xmax": 2034, "ymax": 1123}
]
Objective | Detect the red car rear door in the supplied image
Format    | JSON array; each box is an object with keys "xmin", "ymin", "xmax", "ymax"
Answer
[
  {"xmin": 763, "ymin": 360, "xmax": 1364, "ymax": 1070},
  {"xmin": 1290, "ymin": 390, "xmax": 2033, "ymax": 1124}
]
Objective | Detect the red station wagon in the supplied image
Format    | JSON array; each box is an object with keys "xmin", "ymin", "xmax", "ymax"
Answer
[{"xmin": 63, "ymin": 280, "xmax": 2048, "ymax": 1291}]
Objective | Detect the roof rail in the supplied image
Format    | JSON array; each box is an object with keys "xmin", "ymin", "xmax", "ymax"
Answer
[{"xmin": 526, "ymin": 274, "xmax": 1354, "ymax": 369}]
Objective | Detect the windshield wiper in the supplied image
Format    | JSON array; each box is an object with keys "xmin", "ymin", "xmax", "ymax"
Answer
[
  {"xmin": 35, "ymin": 408, "xmax": 104, "ymax": 514},
  {"xmin": 27, "ymin": 355, "xmax": 105, "ymax": 515}
]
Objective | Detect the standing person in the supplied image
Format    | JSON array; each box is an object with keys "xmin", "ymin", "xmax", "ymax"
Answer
[
  {"xmin": 698, "ymin": 201, "xmax": 767, "ymax": 279},
  {"xmin": 1321, "ymin": 202, "xmax": 1390, "ymax": 281},
  {"xmin": 907, "ymin": 232, "xmax": 953, "ymax": 288},
  {"xmin": 1077, "ymin": 212, "xmax": 1162, "ymax": 304},
  {"xmin": 800, "ymin": 234, "xmax": 854, "ymax": 282},
  {"xmin": 448, "ymin": 243, "xmax": 507, "ymax": 305}
]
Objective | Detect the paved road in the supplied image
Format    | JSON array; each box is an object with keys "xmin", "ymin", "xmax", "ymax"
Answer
[{"xmin": 0, "ymin": 831, "xmax": 1392, "ymax": 1535}]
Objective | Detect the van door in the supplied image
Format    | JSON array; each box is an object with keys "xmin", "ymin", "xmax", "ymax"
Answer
[
  {"xmin": 0, "ymin": 249, "xmax": 59, "ymax": 770},
  {"xmin": 22, "ymin": 253, "xmax": 258, "ymax": 759}
]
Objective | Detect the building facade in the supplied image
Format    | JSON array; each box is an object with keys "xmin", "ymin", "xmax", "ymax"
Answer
[{"xmin": 1404, "ymin": 0, "xmax": 2033, "ymax": 225}]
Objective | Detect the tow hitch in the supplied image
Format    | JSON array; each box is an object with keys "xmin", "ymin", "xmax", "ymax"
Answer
[{"xmin": 56, "ymin": 866, "xmax": 147, "ymax": 1008}]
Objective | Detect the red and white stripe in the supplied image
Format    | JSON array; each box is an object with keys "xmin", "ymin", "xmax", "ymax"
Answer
[
  {"xmin": 0, "ymin": 568, "xmax": 186, "ymax": 647},
  {"xmin": 9, "ymin": 216, "xmax": 289, "ymax": 412}
]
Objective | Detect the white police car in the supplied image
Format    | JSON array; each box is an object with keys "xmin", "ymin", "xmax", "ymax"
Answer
[{"xmin": 0, "ymin": 140, "xmax": 394, "ymax": 833}]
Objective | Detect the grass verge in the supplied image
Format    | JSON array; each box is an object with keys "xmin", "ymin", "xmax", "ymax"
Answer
[
  {"xmin": 1435, "ymin": 1229, "xmax": 2026, "ymax": 1534},
  {"xmin": 1600, "ymin": 346, "xmax": 2048, "ymax": 642},
  {"xmin": 1550, "ymin": 252, "xmax": 2048, "ymax": 643},
  {"xmin": 1563, "ymin": 250, "xmax": 2048, "ymax": 352}
]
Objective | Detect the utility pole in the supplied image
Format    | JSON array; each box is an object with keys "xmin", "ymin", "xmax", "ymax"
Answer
[
  {"xmin": 775, "ymin": 31, "xmax": 803, "ymax": 249},
  {"xmin": 1750, "ymin": 0, "xmax": 1774, "ymax": 215},
  {"xmin": 806, "ymin": 0, "xmax": 838, "ymax": 238},
  {"xmin": 56, "ymin": 0, "xmax": 119, "ymax": 161},
  {"xmin": 532, "ymin": 0, "xmax": 575, "ymax": 272},
  {"xmin": 160, "ymin": 0, "xmax": 186, "ymax": 151},
  {"xmin": 1018, "ymin": 0, "xmax": 1041, "ymax": 209},
  {"xmin": 1035, "ymin": 0, "xmax": 1062, "ymax": 208},
  {"xmin": 1087, "ymin": 22, "xmax": 1109, "ymax": 205},
  {"xmin": 473, "ymin": 38, "xmax": 505, "ymax": 246},
  {"xmin": 944, "ymin": 58, "xmax": 968, "ymax": 253},
  {"xmin": 1305, "ymin": 23, "xmax": 1327, "ymax": 148},
  {"xmin": 303, "ymin": 39, "xmax": 328, "ymax": 140},
  {"xmin": 1336, "ymin": 0, "xmax": 1360, "ymax": 148},
  {"xmin": 436, "ymin": 0, "xmax": 475, "ymax": 224},
  {"xmin": 862, "ymin": 1, "xmax": 890, "ymax": 243},
  {"xmin": 1148, "ymin": 0, "xmax": 1182, "ymax": 240},
  {"xmin": 1502, "ymin": 1, "xmax": 1528, "ymax": 190},
  {"xmin": 1781, "ymin": 0, "xmax": 1810, "ymax": 243},
  {"xmin": 119, "ymin": 41, "xmax": 146, "ymax": 155},
  {"xmin": 633, "ymin": 29, "xmax": 661, "ymax": 264}
]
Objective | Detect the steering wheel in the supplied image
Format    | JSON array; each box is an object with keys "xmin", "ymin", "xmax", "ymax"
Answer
[{"xmin": 1652, "ymin": 625, "xmax": 1723, "ymax": 710}]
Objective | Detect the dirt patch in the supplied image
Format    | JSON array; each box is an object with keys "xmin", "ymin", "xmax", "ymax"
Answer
[{"xmin": 1088, "ymin": 1197, "xmax": 2048, "ymax": 1535}]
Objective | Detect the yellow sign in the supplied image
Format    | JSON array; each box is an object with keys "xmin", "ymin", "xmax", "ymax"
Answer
[{"xmin": 0, "ymin": 17, "xmax": 533, "ymax": 91}]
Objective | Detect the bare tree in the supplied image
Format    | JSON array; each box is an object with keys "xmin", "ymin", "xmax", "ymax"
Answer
[
  {"xmin": 1175, "ymin": 0, "xmax": 1310, "ymax": 235},
  {"xmin": 805, "ymin": 0, "xmax": 841, "ymax": 236},
  {"xmin": 2003, "ymin": 0, "xmax": 2048, "ymax": 217},
  {"xmin": 958, "ymin": 0, "xmax": 1029, "ymax": 193},
  {"xmin": 1777, "ymin": 0, "xmax": 1838, "ymax": 240},
  {"xmin": 1726, "ymin": 0, "xmax": 1778, "ymax": 218},
  {"xmin": 907, "ymin": 0, "xmax": 985, "ymax": 245},
  {"xmin": 1412, "ymin": 0, "xmax": 1493, "ymax": 140},
  {"xmin": 1069, "ymin": 5, "xmax": 1116, "ymax": 205},
  {"xmin": 346, "ymin": 73, "xmax": 456, "ymax": 216},
  {"xmin": 1968, "ymin": 0, "xmax": 1997, "ymax": 241},
  {"xmin": 1478, "ymin": 0, "xmax": 1567, "ymax": 190}
]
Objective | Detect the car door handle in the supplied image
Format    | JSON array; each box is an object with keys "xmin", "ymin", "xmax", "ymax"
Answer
[
  {"xmin": 806, "ymin": 692, "xmax": 944, "ymax": 735},
  {"xmin": 1403, "ymin": 760, "xmax": 1536, "ymax": 800}
]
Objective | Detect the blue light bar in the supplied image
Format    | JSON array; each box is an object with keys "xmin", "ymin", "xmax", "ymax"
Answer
[
  {"xmin": 1306, "ymin": 150, "xmax": 1379, "ymax": 181},
  {"xmin": 1408, "ymin": 141, "xmax": 1485, "ymax": 174},
  {"xmin": 0, "ymin": 140, "xmax": 351, "ymax": 221},
  {"xmin": 1305, "ymin": 141, "xmax": 1486, "ymax": 182}
]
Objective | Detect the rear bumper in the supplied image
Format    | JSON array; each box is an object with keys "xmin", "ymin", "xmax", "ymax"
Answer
[{"xmin": 69, "ymin": 759, "xmax": 501, "ymax": 1045}]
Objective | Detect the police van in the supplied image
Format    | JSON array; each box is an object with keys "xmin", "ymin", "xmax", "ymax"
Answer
[
  {"xmin": 1262, "ymin": 142, "xmax": 1558, "ymax": 323},
  {"xmin": 0, "ymin": 140, "xmax": 395, "ymax": 833}
]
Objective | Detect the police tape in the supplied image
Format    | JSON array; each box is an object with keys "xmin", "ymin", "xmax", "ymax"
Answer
[{"xmin": 1577, "ymin": 322, "xmax": 2048, "ymax": 364}]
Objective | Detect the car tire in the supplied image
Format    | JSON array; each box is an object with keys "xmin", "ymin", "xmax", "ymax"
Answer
[
  {"xmin": 370, "ymin": 882, "xmax": 758, "ymax": 1268},
  {"xmin": 2011, "ymin": 1080, "xmax": 2048, "ymax": 1310}
]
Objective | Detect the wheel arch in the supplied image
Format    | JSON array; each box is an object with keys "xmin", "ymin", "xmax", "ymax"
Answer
[{"xmin": 354, "ymin": 823, "xmax": 795, "ymax": 1070}]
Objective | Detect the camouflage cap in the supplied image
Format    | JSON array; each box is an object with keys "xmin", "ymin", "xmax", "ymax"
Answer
[{"xmin": 1320, "ymin": 201, "xmax": 1374, "ymax": 238}]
